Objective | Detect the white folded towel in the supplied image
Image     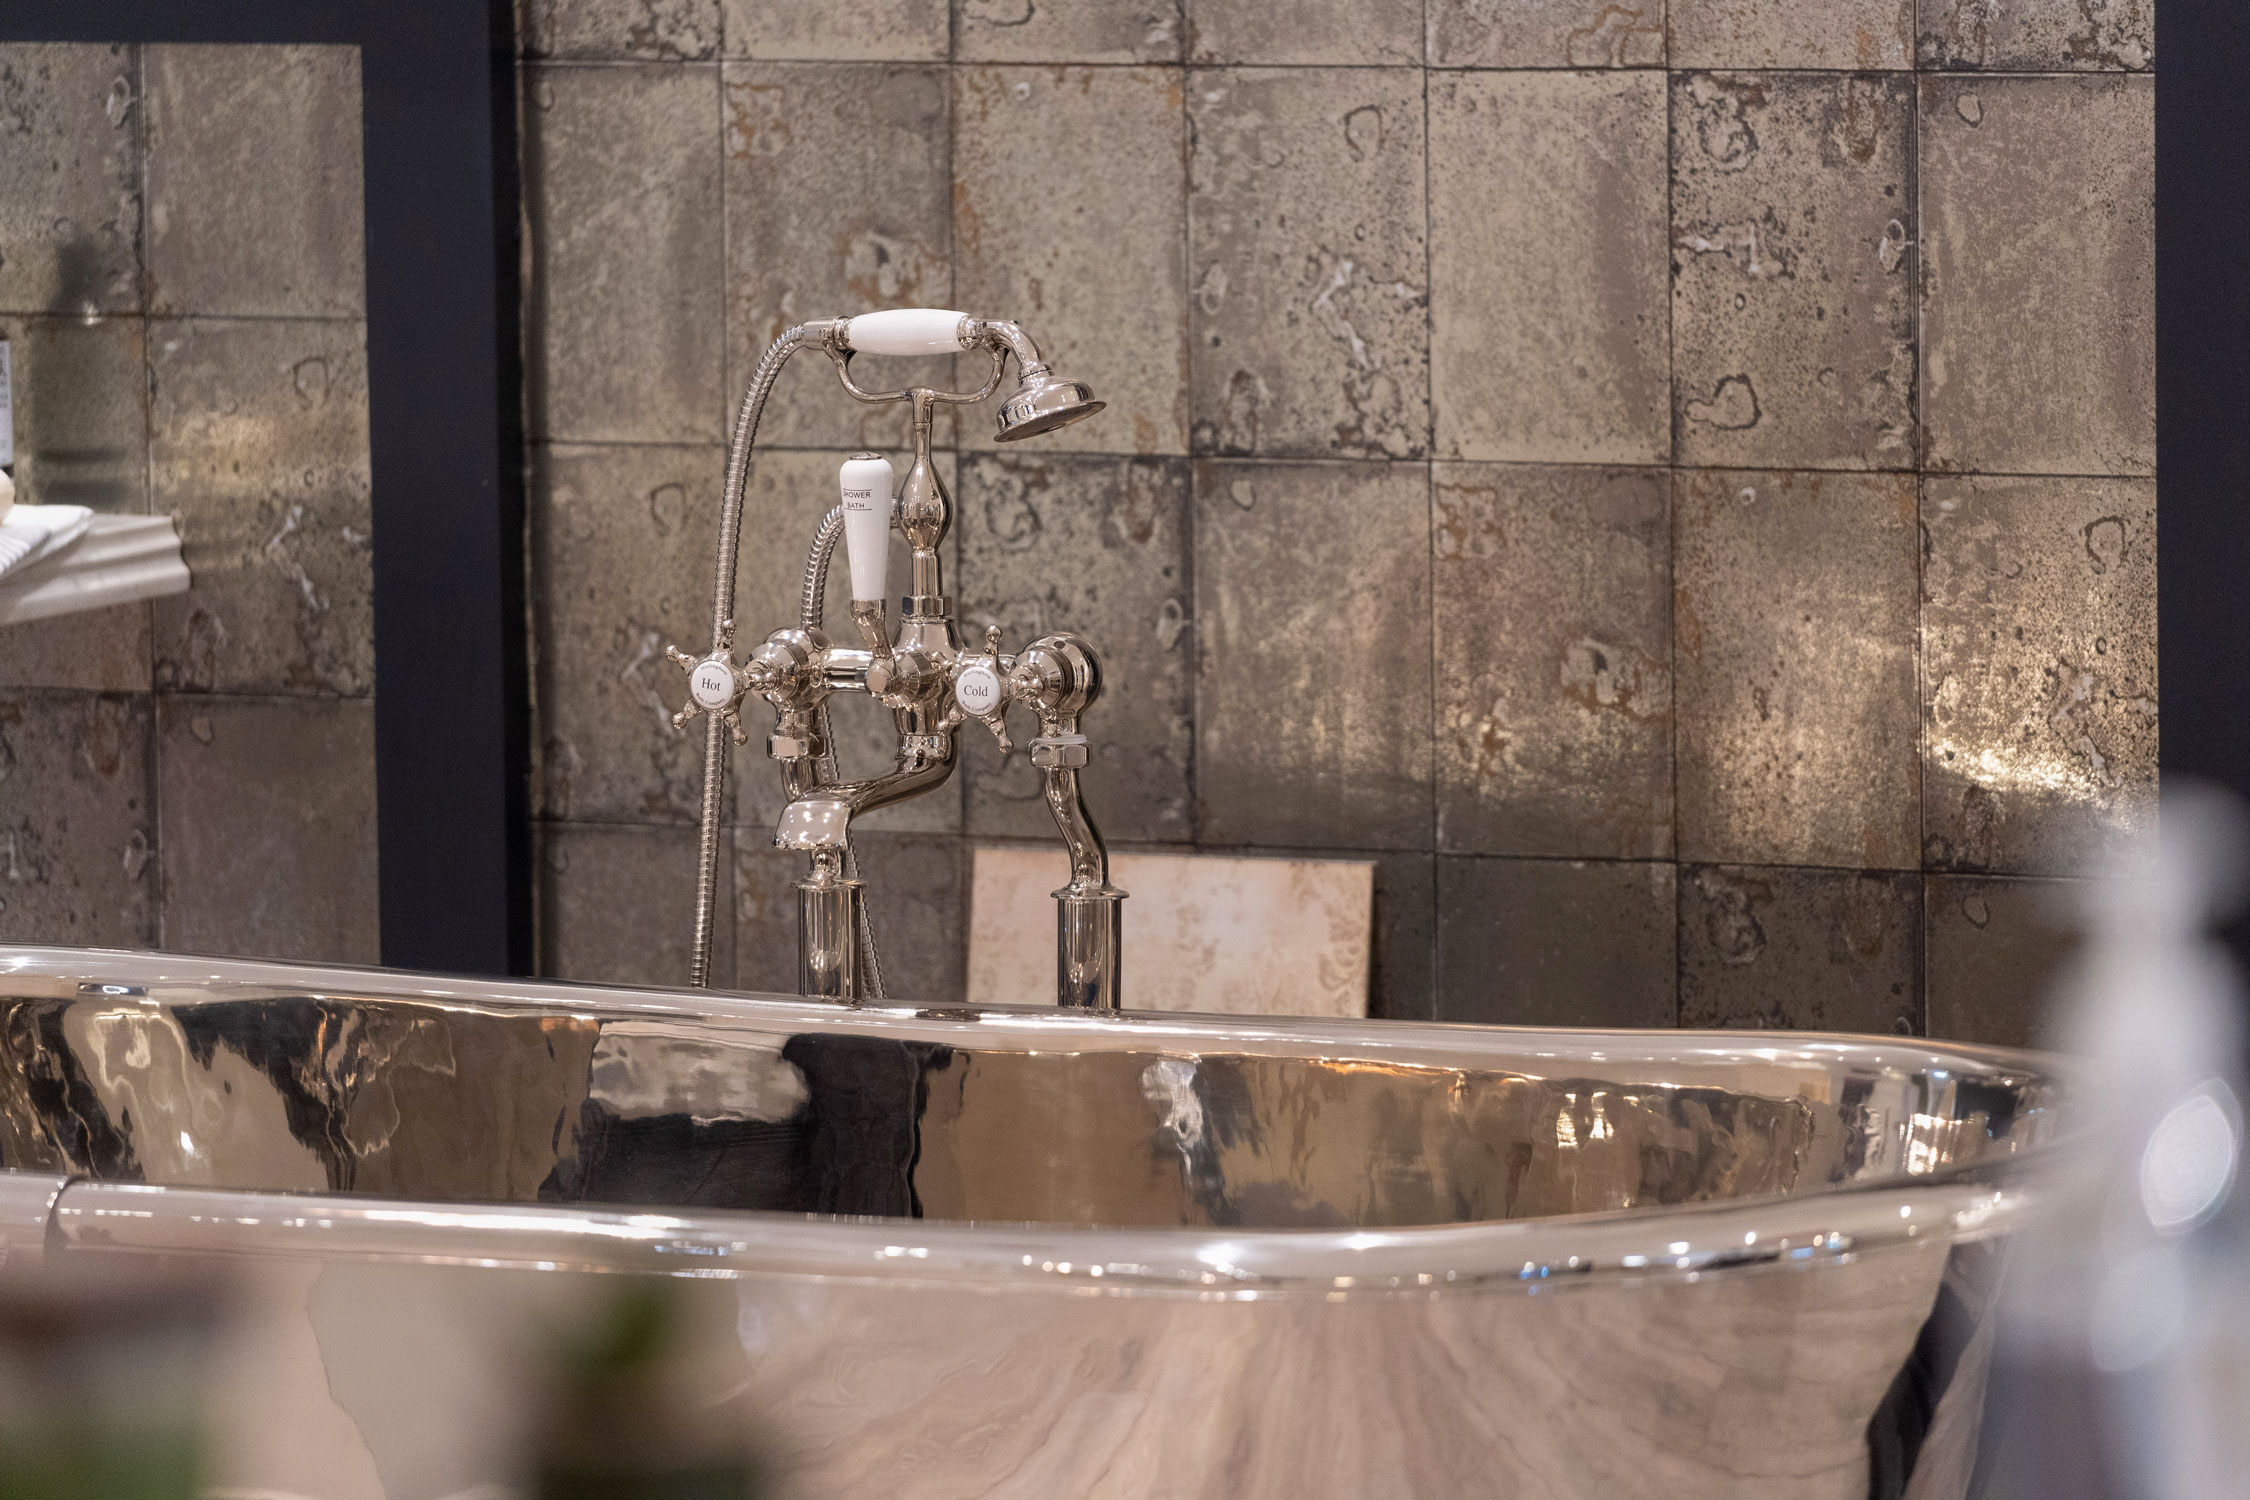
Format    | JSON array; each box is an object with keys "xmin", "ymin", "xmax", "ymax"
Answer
[{"xmin": 0, "ymin": 502, "xmax": 93, "ymax": 581}]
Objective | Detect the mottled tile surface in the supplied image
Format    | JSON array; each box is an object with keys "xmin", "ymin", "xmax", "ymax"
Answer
[
  {"xmin": 953, "ymin": 67, "xmax": 1188, "ymax": 455},
  {"xmin": 1672, "ymin": 73, "xmax": 1916, "ymax": 471},
  {"xmin": 530, "ymin": 444, "xmax": 722, "ymax": 824},
  {"xmin": 955, "ymin": 452, "xmax": 1193, "ymax": 842},
  {"xmin": 1189, "ymin": 0, "xmax": 1421, "ymax": 64},
  {"xmin": 1925, "ymin": 874, "xmax": 2080, "ymax": 1050},
  {"xmin": 149, "ymin": 319, "xmax": 374, "ymax": 698},
  {"xmin": 954, "ymin": 0, "xmax": 1184, "ymax": 62},
  {"xmin": 524, "ymin": 0, "xmax": 721, "ymax": 58},
  {"xmin": 537, "ymin": 820, "xmax": 726, "ymax": 987},
  {"xmin": 726, "ymin": 0, "xmax": 947, "ymax": 59},
  {"xmin": 0, "ymin": 692, "xmax": 154, "ymax": 947},
  {"xmin": 723, "ymin": 62, "xmax": 955, "ymax": 451},
  {"xmin": 1674, "ymin": 470, "xmax": 1919, "ymax": 869},
  {"xmin": 1679, "ymin": 865, "xmax": 1921, "ymax": 1034},
  {"xmin": 1188, "ymin": 68, "xmax": 1426, "ymax": 460},
  {"xmin": 0, "ymin": 606, "xmax": 153, "ymax": 694},
  {"xmin": 1922, "ymin": 476, "xmax": 2156, "ymax": 876},
  {"xmin": 1196, "ymin": 460, "xmax": 1430, "ymax": 850},
  {"xmin": 1437, "ymin": 857, "xmax": 1677, "ymax": 1028},
  {"xmin": 157, "ymin": 695, "xmax": 378, "ymax": 962},
  {"xmin": 1433, "ymin": 464, "xmax": 1672, "ymax": 860},
  {"xmin": 1671, "ymin": 0, "xmax": 1913, "ymax": 69},
  {"xmin": 0, "ymin": 44, "xmax": 141, "ymax": 316},
  {"xmin": 721, "ymin": 447, "xmax": 962, "ymax": 837},
  {"xmin": 1917, "ymin": 0, "xmax": 2152, "ymax": 70},
  {"xmin": 523, "ymin": 62, "xmax": 723, "ymax": 445},
  {"xmin": 1427, "ymin": 0, "xmax": 1665, "ymax": 66},
  {"xmin": 143, "ymin": 45, "xmax": 365, "ymax": 319},
  {"xmin": 1188, "ymin": 842, "xmax": 1437, "ymax": 1021},
  {"xmin": 736, "ymin": 832, "xmax": 965, "ymax": 1002},
  {"xmin": 0, "ymin": 314, "xmax": 148, "ymax": 513},
  {"xmin": 1921, "ymin": 75, "xmax": 2153, "ymax": 477},
  {"xmin": 1429, "ymin": 71, "xmax": 1668, "ymax": 465}
]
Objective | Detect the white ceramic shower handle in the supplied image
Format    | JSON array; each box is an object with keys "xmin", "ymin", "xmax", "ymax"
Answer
[
  {"xmin": 841, "ymin": 308, "xmax": 971, "ymax": 357},
  {"xmin": 838, "ymin": 455, "xmax": 896, "ymax": 604}
]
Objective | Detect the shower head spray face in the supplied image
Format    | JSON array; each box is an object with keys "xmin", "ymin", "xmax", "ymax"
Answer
[{"xmin": 993, "ymin": 369, "xmax": 1105, "ymax": 441}]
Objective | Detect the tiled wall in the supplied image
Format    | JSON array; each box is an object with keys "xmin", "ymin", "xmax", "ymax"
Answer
[
  {"xmin": 0, "ymin": 44, "xmax": 379, "ymax": 963},
  {"xmin": 520, "ymin": 1, "xmax": 2155, "ymax": 1044}
]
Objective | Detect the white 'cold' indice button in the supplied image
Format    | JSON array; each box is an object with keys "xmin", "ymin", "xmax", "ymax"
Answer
[
  {"xmin": 956, "ymin": 662, "xmax": 1003, "ymax": 716},
  {"xmin": 690, "ymin": 659, "xmax": 738, "ymax": 710}
]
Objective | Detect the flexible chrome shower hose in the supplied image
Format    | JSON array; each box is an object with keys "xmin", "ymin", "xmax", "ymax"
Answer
[{"xmin": 689, "ymin": 322, "xmax": 822, "ymax": 989}]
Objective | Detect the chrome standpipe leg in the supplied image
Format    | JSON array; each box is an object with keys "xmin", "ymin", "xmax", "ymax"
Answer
[
  {"xmin": 1056, "ymin": 890, "xmax": 1123, "ymax": 1010},
  {"xmin": 796, "ymin": 849, "xmax": 864, "ymax": 1000}
]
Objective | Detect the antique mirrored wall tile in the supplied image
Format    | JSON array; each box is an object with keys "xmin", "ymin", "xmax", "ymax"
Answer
[
  {"xmin": 1916, "ymin": 0, "xmax": 2152, "ymax": 70},
  {"xmin": 954, "ymin": 0, "xmax": 1184, "ymax": 63},
  {"xmin": 149, "ymin": 318, "xmax": 374, "ymax": 699},
  {"xmin": 725, "ymin": 0, "xmax": 947, "ymax": 60},
  {"xmin": 524, "ymin": 0, "xmax": 722, "ymax": 59},
  {"xmin": 723, "ymin": 447, "xmax": 962, "ymax": 836},
  {"xmin": 1673, "ymin": 469, "xmax": 1919, "ymax": 870},
  {"xmin": 1429, "ymin": 71, "xmax": 1668, "ymax": 466},
  {"xmin": 723, "ymin": 62, "xmax": 955, "ymax": 451},
  {"xmin": 0, "ymin": 607, "xmax": 153, "ymax": 694},
  {"xmin": 1671, "ymin": 73, "xmax": 1916, "ymax": 472},
  {"xmin": 1678, "ymin": 864, "xmax": 1922, "ymax": 1035},
  {"xmin": 0, "ymin": 44, "xmax": 141, "ymax": 317},
  {"xmin": 1188, "ymin": 0, "xmax": 1422, "ymax": 65},
  {"xmin": 0, "ymin": 314, "xmax": 149, "ymax": 513},
  {"xmin": 1432, "ymin": 464, "xmax": 1672, "ymax": 860},
  {"xmin": 522, "ymin": 62, "xmax": 724, "ymax": 445},
  {"xmin": 157, "ymin": 694, "xmax": 378, "ymax": 963},
  {"xmin": 1437, "ymin": 857, "xmax": 1678, "ymax": 1029},
  {"xmin": 955, "ymin": 452, "xmax": 1193, "ymax": 844},
  {"xmin": 143, "ymin": 45, "xmax": 365, "ymax": 320},
  {"xmin": 1194, "ymin": 459, "xmax": 1432, "ymax": 851},
  {"xmin": 1425, "ymin": 0, "xmax": 1665, "ymax": 66},
  {"xmin": 529, "ymin": 444, "xmax": 727, "ymax": 825},
  {"xmin": 537, "ymin": 820, "xmax": 730, "ymax": 987},
  {"xmin": 1670, "ymin": 0, "xmax": 1913, "ymax": 69},
  {"xmin": 1921, "ymin": 475, "xmax": 2156, "ymax": 876},
  {"xmin": 1924, "ymin": 874, "xmax": 2083, "ymax": 1051},
  {"xmin": 0, "ymin": 691, "xmax": 155, "ymax": 947},
  {"xmin": 952, "ymin": 67, "xmax": 1189, "ymax": 456},
  {"xmin": 1920, "ymin": 75, "xmax": 2153, "ymax": 477},
  {"xmin": 1187, "ymin": 68, "xmax": 1428, "ymax": 461},
  {"xmin": 736, "ymin": 832, "xmax": 965, "ymax": 1002}
]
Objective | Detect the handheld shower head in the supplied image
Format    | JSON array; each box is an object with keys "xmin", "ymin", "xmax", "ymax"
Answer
[
  {"xmin": 994, "ymin": 367, "xmax": 1105, "ymax": 441},
  {"xmin": 830, "ymin": 310, "xmax": 1105, "ymax": 442}
]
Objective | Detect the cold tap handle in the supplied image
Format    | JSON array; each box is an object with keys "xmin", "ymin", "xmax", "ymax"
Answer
[
  {"xmin": 838, "ymin": 453, "xmax": 895, "ymax": 604},
  {"xmin": 840, "ymin": 309, "xmax": 972, "ymax": 357}
]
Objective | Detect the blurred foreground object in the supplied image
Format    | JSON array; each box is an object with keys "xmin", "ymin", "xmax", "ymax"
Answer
[
  {"xmin": 0, "ymin": 1260, "xmax": 222, "ymax": 1500},
  {"xmin": 1984, "ymin": 782, "xmax": 2250, "ymax": 1498}
]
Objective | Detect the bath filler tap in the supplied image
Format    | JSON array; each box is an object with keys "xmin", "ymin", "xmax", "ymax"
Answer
[{"xmin": 663, "ymin": 308, "xmax": 1126, "ymax": 1009}]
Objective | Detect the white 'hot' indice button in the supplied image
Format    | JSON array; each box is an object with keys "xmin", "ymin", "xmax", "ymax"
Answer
[
  {"xmin": 690, "ymin": 659, "xmax": 738, "ymax": 709},
  {"xmin": 955, "ymin": 663, "xmax": 1003, "ymax": 716}
]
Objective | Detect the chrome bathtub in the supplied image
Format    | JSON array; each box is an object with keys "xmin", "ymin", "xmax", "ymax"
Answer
[{"xmin": 0, "ymin": 946, "xmax": 2058, "ymax": 1498}]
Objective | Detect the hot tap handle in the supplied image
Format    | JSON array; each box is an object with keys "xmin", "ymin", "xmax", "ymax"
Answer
[{"xmin": 667, "ymin": 623, "xmax": 751, "ymax": 745}]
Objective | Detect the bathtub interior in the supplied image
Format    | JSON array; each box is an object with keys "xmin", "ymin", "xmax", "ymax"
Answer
[{"xmin": 0, "ymin": 977, "xmax": 2057, "ymax": 1233}]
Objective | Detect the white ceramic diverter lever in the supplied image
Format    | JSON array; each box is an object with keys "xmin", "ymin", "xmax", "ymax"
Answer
[{"xmin": 839, "ymin": 453, "xmax": 896, "ymax": 606}]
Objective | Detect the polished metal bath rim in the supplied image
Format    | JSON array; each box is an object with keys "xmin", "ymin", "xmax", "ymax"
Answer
[{"xmin": 0, "ymin": 947, "xmax": 2062, "ymax": 1301}]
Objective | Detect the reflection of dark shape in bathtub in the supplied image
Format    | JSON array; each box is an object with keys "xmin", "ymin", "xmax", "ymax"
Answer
[{"xmin": 541, "ymin": 1030, "xmax": 953, "ymax": 1219}]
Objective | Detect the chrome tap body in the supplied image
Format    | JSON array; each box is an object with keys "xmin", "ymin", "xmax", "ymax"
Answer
[{"xmin": 666, "ymin": 311, "xmax": 1121, "ymax": 1008}]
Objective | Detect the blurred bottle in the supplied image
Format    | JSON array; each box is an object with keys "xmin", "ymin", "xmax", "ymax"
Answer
[
  {"xmin": 533, "ymin": 1280, "xmax": 768, "ymax": 1500},
  {"xmin": 1984, "ymin": 783, "xmax": 2250, "ymax": 1499},
  {"xmin": 0, "ymin": 1260, "xmax": 222, "ymax": 1500}
]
